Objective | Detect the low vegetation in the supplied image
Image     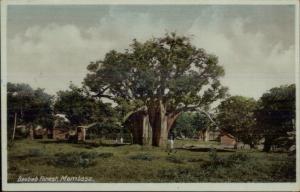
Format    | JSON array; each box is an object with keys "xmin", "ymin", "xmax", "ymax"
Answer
[
  {"xmin": 128, "ymin": 153, "xmax": 155, "ymax": 161},
  {"xmin": 8, "ymin": 139, "xmax": 295, "ymax": 183}
]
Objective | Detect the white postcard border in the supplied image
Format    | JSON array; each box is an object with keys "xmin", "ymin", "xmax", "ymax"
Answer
[{"xmin": 1, "ymin": 0, "xmax": 299, "ymax": 191}]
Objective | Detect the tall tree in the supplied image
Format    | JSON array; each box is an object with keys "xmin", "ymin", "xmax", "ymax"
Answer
[
  {"xmin": 7, "ymin": 83, "xmax": 53, "ymax": 138},
  {"xmin": 54, "ymin": 84, "xmax": 119, "ymax": 127},
  {"xmin": 256, "ymin": 84, "xmax": 295, "ymax": 152},
  {"xmin": 84, "ymin": 33, "xmax": 227, "ymax": 146},
  {"xmin": 192, "ymin": 112, "xmax": 216, "ymax": 141},
  {"xmin": 216, "ymin": 96, "xmax": 260, "ymax": 148},
  {"xmin": 172, "ymin": 112, "xmax": 214, "ymax": 139},
  {"xmin": 172, "ymin": 112, "xmax": 196, "ymax": 138}
]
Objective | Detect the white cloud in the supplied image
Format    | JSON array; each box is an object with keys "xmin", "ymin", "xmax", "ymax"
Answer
[
  {"xmin": 9, "ymin": 24, "xmax": 94, "ymax": 94},
  {"xmin": 7, "ymin": 7, "xmax": 295, "ymax": 99},
  {"xmin": 187, "ymin": 14, "xmax": 295, "ymax": 99},
  {"xmin": 7, "ymin": 10, "xmax": 169, "ymax": 95}
]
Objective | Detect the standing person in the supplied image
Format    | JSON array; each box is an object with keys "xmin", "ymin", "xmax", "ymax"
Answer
[
  {"xmin": 29, "ymin": 125, "xmax": 34, "ymax": 140},
  {"xmin": 167, "ymin": 132, "xmax": 175, "ymax": 154}
]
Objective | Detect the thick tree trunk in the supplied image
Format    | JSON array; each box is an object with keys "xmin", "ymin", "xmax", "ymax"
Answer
[
  {"xmin": 148, "ymin": 100, "xmax": 168, "ymax": 146},
  {"xmin": 148, "ymin": 100, "xmax": 168, "ymax": 147},
  {"xmin": 205, "ymin": 129, "xmax": 209, "ymax": 142},
  {"xmin": 197, "ymin": 131, "xmax": 203, "ymax": 141},
  {"xmin": 249, "ymin": 142, "xmax": 256, "ymax": 149},
  {"xmin": 82, "ymin": 128, "xmax": 86, "ymax": 142},
  {"xmin": 148, "ymin": 100, "xmax": 181, "ymax": 147},
  {"xmin": 129, "ymin": 101, "xmax": 181, "ymax": 147},
  {"xmin": 12, "ymin": 113, "xmax": 17, "ymax": 141},
  {"xmin": 263, "ymin": 138, "xmax": 272, "ymax": 152},
  {"xmin": 167, "ymin": 112, "xmax": 181, "ymax": 132},
  {"xmin": 130, "ymin": 110, "xmax": 152, "ymax": 145},
  {"xmin": 142, "ymin": 115, "xmax": 152, "ymax": 145}
]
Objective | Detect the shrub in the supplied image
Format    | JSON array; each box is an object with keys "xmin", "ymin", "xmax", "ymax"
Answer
[
  {"xmin": 87, "ymin": 142, "xmax": 101, "ymax": 148},
  {"xmin": 98, "ymin": 152, "xmax": 113, "ymax": 158},
  {"xmin": 50, "ymin": 152, "xmax": 98, "ymax": 168},
  {"xmin": 51, "ymin": 152, "xmax": 80, "ymax": 167},
  {"xmin": 165, "ymin": 155, "xmax": 185, "ymax": 164},
  {"xmin": 186, "ymin": 157, "xmax": 204, "ymax": 163},
  {"xmin": 129, "ymin": 153, "xmax": 154, "ymax": 161},
  {"xmin": 228, "ymin": 152, "xmax": 249, "ymax": 161},
  {"xmin": 204, "ymin": 148, "xmax": 225, "ymax": 168},
  {"xmin": 272, "ymin": 157, "xmax": 296, "ymax": 181},
  {"xmin": 158, "ymin": 167, "xmax": 199, "ymax": 182},
  {"xmin": 27, "ymin": 148, "xmax": 44, "ymax": 157},
  {"xmin": 203, "ymin": 150, "xmax": 250, "ymax": 168},
  {"xmin": 79, "ymin": 151, "xmax": 99, "ymax": 159}
]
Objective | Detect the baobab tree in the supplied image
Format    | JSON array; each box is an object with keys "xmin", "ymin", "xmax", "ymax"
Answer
[{"xmin": 84, "ymin": 33, "xmax": 227, "ymax": 147}]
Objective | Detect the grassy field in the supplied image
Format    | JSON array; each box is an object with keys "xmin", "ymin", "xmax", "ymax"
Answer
[{"xmin": 7, "ymin": 139, "xmax": 295, "ymax": 183}]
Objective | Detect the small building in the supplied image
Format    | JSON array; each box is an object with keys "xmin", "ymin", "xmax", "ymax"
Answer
[
  {"xmin": 220, "ymin": 132, "xmax": 236, "ymax": 147},
  {"xmin": 53, "ymin": 127, "xmax": 69, "ymax": 140},
  {"xmin": 208, "ymin": 130, "xmax": 220, "ymax": 141},
  {"xmin": 52, "ymin": 123, "xmax": 97, "ymax": 142},
  {"xmin": 27, "ymin": 125, "xmax": 47, "ymax": 139},
  {"xmin": 52, "ymin": 113, "xmax": 71, "ymax": 140},
  {"xmin": 77, "ymin": 123, "xmax": 97, "ymax": 141},
  {"xmin": 198, "ymin": 129, "xmax": 220, "ymax": 141},
  {"xmin": 33, "ymin": 125, "xmax": 47, "ymax": 139}
]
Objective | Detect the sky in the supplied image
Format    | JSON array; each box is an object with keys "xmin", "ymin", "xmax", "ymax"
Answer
[{"xmin": 6, "ymin": 4, "xmax": 296, "ymax": 99}]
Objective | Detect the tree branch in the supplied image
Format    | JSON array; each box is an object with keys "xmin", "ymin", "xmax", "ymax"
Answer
[
  {"xmin": 122, "ymin": 106, "xmax": 147, "ymax": 122},
  {"xmin": 92, "ymin": 93, "xmax": 118, "ymax": 102}
]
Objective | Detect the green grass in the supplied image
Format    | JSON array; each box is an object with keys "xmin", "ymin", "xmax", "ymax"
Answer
[
  {"xmin": 7, "ymin": 139, "xmax": 295, "ymax": 183},
  {"xmin": 174, "ymin": 139, "xmax": 220, "ymax": 148}
]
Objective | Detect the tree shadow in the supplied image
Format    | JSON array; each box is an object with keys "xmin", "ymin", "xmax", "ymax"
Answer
[
  {"xmin": 73, "ymin": 143, "xmax": 129, "ymax": 149},
  {"xmin": 38, "ymin": 140, "xmax": 70, "ymax": 144},
  {"xmin": 38, "ymin": 139, "xmax": 130, "ymax": 148},
  {"xmin": 176, "ymin": 147, "xmax": 235, "ymax": 152}
]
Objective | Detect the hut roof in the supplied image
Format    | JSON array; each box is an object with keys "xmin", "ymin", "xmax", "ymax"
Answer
[
  {"xmin": 54, "ymin": 114, "xmax": 70, "ymax": 122},
  {"xmin": 219, "ymin": 131, "xmax": 235, "ymax": 139}
]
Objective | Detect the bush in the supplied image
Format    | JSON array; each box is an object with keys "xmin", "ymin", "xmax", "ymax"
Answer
[
  {"xmin": 204, "ymin": 148, "xmax": 225, "ymax": 168},
  {"xmin": 228, "ymin": 152, "xmax": 249, "ymax": 162},
  {"xmin": 27, "ymin": 148, "xmax": 44, "ymax": 157},
  {"xmin": 87, "ymin": 141, "xmax": 101, "ymax": 148},
  {"xmin": 158, "ymin": 167, "xmax": 198, "ymax": 182},
  {"xmin": 50, "ymin": 152, "xmax": 98, "ymax": 168},
  {"xmin": 87, "ymin": 133, "xmax": 97, "ymax": 140},
  {"xmin": 129, "ymin": 153, "xmax": 154, "ymax": 161},
  {"xmin": 165, "ymin": 155, "xmax": 185, "ymax": 164},
  {"xmin": 187, "ymin": 157, "xmax": 204, "ymax": 163},
  {"xmin": 98, "ymin": 152, "xmax": 114, "ymax": 158},
  {"xmin": 272, "ymin": 157, "xmax": 296, "ymax": 181},
  {"xmin": 203, "ymin": 149, "xmax": 250, "ymax": 168},
  {"xmin": 51, "ymin": 152, "xmax": 78, "ymax": 167}
]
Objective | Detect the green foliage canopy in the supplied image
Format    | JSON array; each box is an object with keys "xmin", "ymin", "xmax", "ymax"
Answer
[
  {"xmin": 7, "ymin": 82, "xmax": 53, "ymax": 129},
  {"xmin": 256, "ymin": 84, "xmax": 295, "ymax": 152},
  {"xmin": 84, "ymin": 33, "xmax": 227, "ymax": 117},
  {"xmin": 54, "ymin": 84, "xmax": 119, "ymax": 128},
  {"xmin": 217, "ymin": 96, "xmax": 260, "ymax": 147},
  {"xmin": 172, "ymin": 112, "xmax": 214, "ymax": 138}
]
